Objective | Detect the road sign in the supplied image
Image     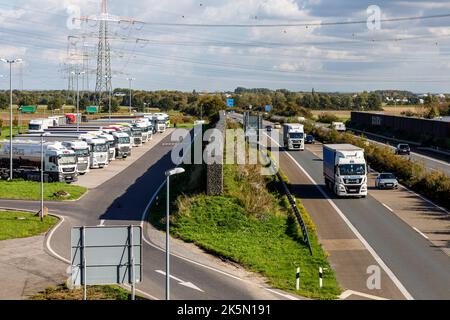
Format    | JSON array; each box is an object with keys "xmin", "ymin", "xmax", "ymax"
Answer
[
  {"xmin": 265, "ymin": 105, "xmax": 272, "ymax": 112},
  {"xmin": 71, "ymin": 225, "xmax": 142, "ymax": 288},
  {"xmin": 226, "ymin": 98, "xmax": 234, "ymax": 107}
]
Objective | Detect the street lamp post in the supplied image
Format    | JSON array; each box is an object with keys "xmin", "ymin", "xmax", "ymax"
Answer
[
  {"xmin": 164, "ymin": 167, "xmax": 185, "ymax": 300},
  {"xmin": 71, "ymin": 70, "xmax": 85, "ymax": 132},
  {"xmin": 40, "ymin": 133, "xmax": 45, "ymax": 222},
  {"xmin": 127, "ymin": 77, "xmax": 135, "ymax": 115},
  {"xmin": 1, "ymin": 58, "xmax": 23, "ymax": 180},
  {"xmin": 105, "ymin": 75, "xmax": 112, "ymax": 119}
]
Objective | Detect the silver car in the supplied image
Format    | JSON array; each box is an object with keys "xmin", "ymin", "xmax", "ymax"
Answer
[{"xmin": 375, "ymin": 173, "xmax": 399, "ymax": 189}]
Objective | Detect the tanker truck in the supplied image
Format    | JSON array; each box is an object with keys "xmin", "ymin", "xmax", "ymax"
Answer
[{"xmin": 0, "ymin": 140, "xmax": 78, "ymax": 183}]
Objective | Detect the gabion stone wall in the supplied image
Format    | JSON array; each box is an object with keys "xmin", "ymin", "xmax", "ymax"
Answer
[{"xmin": 206, "ymin": 111, "xmax": 226, "ymax": 196}]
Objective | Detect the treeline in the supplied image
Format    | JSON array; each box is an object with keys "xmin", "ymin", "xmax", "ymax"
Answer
[{"xmin": 0, "ymin": 87, "xmax": 392, "ymax": 118}]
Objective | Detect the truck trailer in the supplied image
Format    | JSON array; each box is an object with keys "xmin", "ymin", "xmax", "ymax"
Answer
[
  {"xmin": 0, "ymin": 140, "xmax": 78, "ymax": 183},
  {"xmin": 283, "ymin": 123, "xmax": 305, "ymax": 151},
  {"xmin": 323, "ymin": 144, "xmax": 367, "ymax": 197}
]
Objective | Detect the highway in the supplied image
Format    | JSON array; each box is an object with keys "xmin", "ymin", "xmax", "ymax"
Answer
[
  {"xmin": 0, "ymin": 130, "xmax": 286, "ymax": 300},
  {"xmin": 231, "ymin": 112, "xmax": 450, "ymax": 299}
]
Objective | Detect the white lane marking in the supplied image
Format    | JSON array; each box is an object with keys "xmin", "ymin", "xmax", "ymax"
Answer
[
  {"xmin": 382, "ymin": 203, "xmax": 394, "ymax": 212},
  {"xmin": 155, "ymin": 270, "xmax": 204, "ymax": 292},
  {"xmin": 45, "ymin": 214, "xmax": 71, "ymax": 264},
  {"xmin": 412, "ymin": 227, "xmax": 429, "ymax": 240},
  {"xmin": 121, "ymin": 284, "xmax": 160, "ymax": 300},
  {"xmin": 266, "ymin": 134, "xmax": 414, "ymax": 300},
  {"xmin": 339, "ymin": 289, "xmax": 388, "ymax": 300},
  {"xmin": 98, "ymin": 219, "xmax": 105, "ymax": 226},
  {"xmin": 264, "ymin": 288, "xmax": 299, "ymax": 300},
  {"xmin": 398, "ymin": 185, "xmax": 449, "ymax": 216}
]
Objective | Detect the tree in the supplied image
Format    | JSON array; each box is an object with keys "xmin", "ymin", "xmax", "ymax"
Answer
[
  {"xmin": 198, "ymin": 96, "xmax": 225, "ymax": 119},
  {"xmin": 368, "ymin": 92, "xmax": 382, "ymax": 110},
  {"xmin": 0, "ymin": 92, "xmax": 8, "ymax": 110},
  {"xmin": 18, "ymin": 95, "xmax": 35, "ymax": 106},
  {"xmin": 340, "ymin": 95, "xmax": 352, "ymax": 109},
  {"xmin": 47, "ymin": 98, "xmax": 63, "ymax": 110},
  {"xmin": 425, "ymin": 106, "xmax": 439, "ymax": 119}
]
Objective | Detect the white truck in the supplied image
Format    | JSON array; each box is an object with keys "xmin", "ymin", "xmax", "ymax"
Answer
[
  {"xmin": 84, "ymin": 137, "xmax": 109, "ymax": 169},
  {"xmin": 98, "ymin": 133, "xmax": 116, "ymax": 161},
  {"xmin": 323, "ymin": 144, "xmax": 367, "ymax": 197},
  {"xmin": 135, "ymin": 119, "xmax": 152, "ymax": 142},
  {"xmin": 28, "ymin": 118, "xmax": 55, "ymax": 133},
  {"xmin": 15, "ymin": 134, "xmax": 92, "ymax": 175},
  {"xmin": 0, "ymin": 140, "xmax": 78, "ymax": 183},
  {"xmin": 61, "ymin": 140, "xmax": 90, "ymax": 175},
  {"xmin": 331, "ymin": 121, "xmax": 346, "ymax": 132},
  {"xmin": 112, "ymin": 132, "xmax": 131, "ymax": 159},
  {"xmin": 283, "ymin": 123, "xmax": 305, "ymax": 151}
]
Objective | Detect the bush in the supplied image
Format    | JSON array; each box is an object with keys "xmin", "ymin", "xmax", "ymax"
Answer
[{"xmin": 317, "ymin": 113, "xmax": 339, "ymax": 123}]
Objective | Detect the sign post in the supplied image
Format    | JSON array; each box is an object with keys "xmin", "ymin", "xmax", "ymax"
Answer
[{"xmin": 71, "ymin": 225, "xmax": 142, "ymax": 300}]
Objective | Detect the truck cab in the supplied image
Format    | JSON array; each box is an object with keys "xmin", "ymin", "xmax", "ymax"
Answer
[
  {"xmin": 130, "ymin": 126, "xmax": 143, "ymax": 147},
  {"xmin": 135, "ymin": 120, "xmax": 152, "ymax": 142},
  {"xmin": 331, "ymin": 122, "xmax": 346, "ymax": 132},
  {"xmin": 83, "ymin": 137, "xmax": 109, "ymax": 169},
  {"xmin": 323, "ymin": 144, "xmax": 367, "ymax": 197},
  {"xmin": 61, "ymin": 140, "xmax": 90, "ymax": 175},
  {"xmin": 28, "ymin": 118, "xmax": 53, "ymax": 133},
  {"xmin": 112, "ymin": 132, "xmax": 131, "ymax": 159},
  {"xmin": 98, "ymin": 133, "xmax": 116, "ymax": 161},
  {"xmin": 283, "ymin": 123, "xmax": 305, "ymax": 151}
]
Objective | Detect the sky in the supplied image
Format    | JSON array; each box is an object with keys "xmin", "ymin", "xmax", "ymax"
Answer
[{"xmin": 1, "ymin": 0, "xmax": 450, "ymax": 93}]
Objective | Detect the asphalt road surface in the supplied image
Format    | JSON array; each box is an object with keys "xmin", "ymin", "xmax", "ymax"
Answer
[{"xmin": 231, "ymin": 112, "xmax": 450, "ymax": 299}]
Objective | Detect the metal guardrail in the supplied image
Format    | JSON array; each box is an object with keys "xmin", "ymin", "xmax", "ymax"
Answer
[{"xmin": 264, "ymin": 153, "xmax": 313, "ymax": 256}]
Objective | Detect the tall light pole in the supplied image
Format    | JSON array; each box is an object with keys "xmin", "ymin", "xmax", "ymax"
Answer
[
  {"xmin": 40, "ymin": 133, "xmax": 46, "ymax": 222},
  {"xmin": 164, "ymin": 167, "xmax": 185, "ymax": 300},
  {"xmin": 1, "ymin": 58, "xmax": 23, "ymax": 180},
  {"xmin": 127, "ymin": 77, "xmax": 135, "ymax": 115},
  {"xmin": 71, "ymin": 70, "xmax": 85, "ymax": 132}
]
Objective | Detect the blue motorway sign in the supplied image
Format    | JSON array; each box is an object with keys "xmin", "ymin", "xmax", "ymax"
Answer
[
  {"xmin": 226, "ymin": 98, "xmax": 234, "ymax": 107},
  {"xmin": 265, "ymin": 105, "xmax": 272, "ymax": 112}
]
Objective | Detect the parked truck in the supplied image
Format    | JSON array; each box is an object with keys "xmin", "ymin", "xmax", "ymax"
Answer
[
  {"xmin": 28, "ymin": 118, "xmax": 55, "ymax": 133},
  {"xmin": 83, "ymin": 137, "xmax": 109, "ymax": 169},
  {"xmin": 283, "ymin": 123, "xmax": 305, "ymax": 151},
  {"xmin": 323, "ymin": 144, "xmax": 368, "ymax": 197},
  {"xmin": 0, "ymin": 140, "xmax": 78, "ymax": 183},
  {"xmin": 112, "ymin": 132, "xmax": 132, "ymax": 159},
  {"xmin": 14, "ymin": 134, "xmax": 90, "ymax": 175}
]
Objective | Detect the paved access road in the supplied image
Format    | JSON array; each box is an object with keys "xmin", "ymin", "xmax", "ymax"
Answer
[
  {"xmin": 231, "ymin": 112, "xmax": 450, "ymax": 299},
  {"xmin": 0, "ymin": 129, "xmax": 287, "ymax": 300}
]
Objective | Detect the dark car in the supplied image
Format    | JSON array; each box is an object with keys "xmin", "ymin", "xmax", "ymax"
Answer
[
  {"xmin": 305, "ymin": 135, "xmax": 315, "ymax": 144},
  {"xmin": 265, "ymin": 125, "xmax": 273, "ymax": 132},
  {"xmin": 395, "ymin": 143, "xmax": 411, "ymax": 155}
]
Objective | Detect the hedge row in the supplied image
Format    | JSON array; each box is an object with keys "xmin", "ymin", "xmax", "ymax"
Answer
[{"xmin": 310, "ymin": 126, "xmax": 450, "ymax": 211}]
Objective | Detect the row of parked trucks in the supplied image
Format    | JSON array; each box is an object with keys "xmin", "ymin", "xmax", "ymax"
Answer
[{"xmin": 0, "ymin": 113, "xmax": 170, "ymax": 183}]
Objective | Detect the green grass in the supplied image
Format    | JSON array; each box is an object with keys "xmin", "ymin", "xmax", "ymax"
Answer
[
  {"xmin": 29, "ymin": 283, "xmax": 146, "ymax": 300},
  {"xmin": 0, "ymin": 126, "xmax": 28, "ymax": 139},
  {"xmin": 0, "ymin": 180, "xmax": 87, "ymax": 201},
  {"xmin": 0, "ymin": 210, "xmax": 58, "ymax": 241},
  {"xmin": 149, "ymin": 162, "xmax": 341, "ymax": 299}
]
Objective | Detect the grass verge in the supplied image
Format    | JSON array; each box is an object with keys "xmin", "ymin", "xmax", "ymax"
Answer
[
  {"xmin": 0, "ymin": 210, "xmax": 58, "ymax": 241},
  {"xmin": 0, "ymin": 179, "xmax": 87, "ymax": 201},
  {"xmin": 29, "ymin": 283, "xmax": 146, "ymax": 300}
]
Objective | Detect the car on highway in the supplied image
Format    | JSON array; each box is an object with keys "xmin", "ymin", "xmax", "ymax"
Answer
[
  {"xmin": 265, "ymin": 125, "xmax": 273, "ymax": 132},
  {"xmin": 305, "ymin": 135, "xmax": 315, "ymax": 144},
  {"xmin": 375, "ymin": 173, "xmax": 399, "ymax": 189},
  {"xmin": 395, "ymin": 143, "xmax": 411, "ymax": 155}
]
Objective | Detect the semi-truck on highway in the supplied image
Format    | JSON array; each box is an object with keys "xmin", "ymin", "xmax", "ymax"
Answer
[
  {"xmin": 331, "ymin": 121, "xmax": 346, "ymax": 132},
  {"xmin": 283, "ymin": 123, "xmax": 305, "ymax": 150},
  {"xmin": 0, "ymin": 140, "xmax": 78, "ymax": 183},
  {"xmin": 323, "ymin": 144, "xmax": 367, "ymax": 197}
]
